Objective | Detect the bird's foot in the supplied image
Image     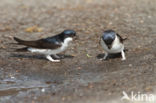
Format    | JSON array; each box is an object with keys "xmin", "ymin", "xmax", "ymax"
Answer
[
  {"xmin": 100, "ymin": 58, "xmax": 106, "ymax": 61},
  {"xmin": 46, "ymin": 55, "xmax": 60, "ymax": 62},
  {"xmin": 121, "ymin": 50, "xmax": 126, "ymax": 61},
  {"xmin": 121, "ymin": 58, "xmax": 126, "ymax": 61},
  {"xmin": 53, "ymin": 54, "xmax": 61, "ymax": 59},
  {"xmin": 100, "ymin": 53, "xmax": 108, "ymax": 61}
]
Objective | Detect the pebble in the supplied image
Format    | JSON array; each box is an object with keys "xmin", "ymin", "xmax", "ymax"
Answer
[
  {"xmin": 41, "ymin": 88, "xmax": 45, "ymax": 92},
  {"xmin": 11, "ymin": 76, "xmax": 15, "ymax": 79},
  {"xmin": 129, "ymin": 64, "xmax": 133, "ymax": 67}
]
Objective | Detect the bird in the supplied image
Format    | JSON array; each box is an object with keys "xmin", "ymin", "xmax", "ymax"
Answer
[
  {"xmin": 13, "ymin": 30, "xmax": 76, "ymax": 62},
  {"xmin": 100, "ymin": 30, "xmax": 127, "ymax": 61}
]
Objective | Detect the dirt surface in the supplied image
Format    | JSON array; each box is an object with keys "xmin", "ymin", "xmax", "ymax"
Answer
[{"xmin": 0, "ymin": 0, "xmax": 156, "ymax": 103}]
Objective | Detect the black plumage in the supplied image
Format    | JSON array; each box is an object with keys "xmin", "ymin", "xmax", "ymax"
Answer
[
  {"xmin": 14, "ymin": 30, "xmax": 76, "ymax": 49},
  {"xmin": 101, "ymin": 30, "xmax": 116, "ymax": 49}
]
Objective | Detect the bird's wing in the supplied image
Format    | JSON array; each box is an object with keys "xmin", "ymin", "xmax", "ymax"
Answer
[
  {"xmin": 14, "ymin": 37, "xmax": 62, "ymax": 49},
  {"xmin": 116, "ymin": 33, "xmax": 127, "ymax": 43}
]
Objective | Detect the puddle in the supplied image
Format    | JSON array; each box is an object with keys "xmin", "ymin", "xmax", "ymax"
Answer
[{"xmin": 0, "ymin": 79, "xmax": 50, "ymax": 97}]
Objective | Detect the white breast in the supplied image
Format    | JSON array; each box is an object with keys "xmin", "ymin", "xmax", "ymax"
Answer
[
  {"xmin": 28, "ymin": 37, "xmax": 73, "ymax": 55},
  {"xmin": 100, "ymin": 35, "xmax": 124, "ymax": 53}
]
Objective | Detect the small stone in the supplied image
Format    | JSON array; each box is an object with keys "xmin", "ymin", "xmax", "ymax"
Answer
[
  {"xmin": 129, "ymin": 64, "xmax": 133, "ymax": 67},
  {"xmin": 11, "ymin": 76, "xmax": 15, "ymax": 79},
  {"xmin": 41, "ymin": 88, "xmax": 45, "ymax": 92}
]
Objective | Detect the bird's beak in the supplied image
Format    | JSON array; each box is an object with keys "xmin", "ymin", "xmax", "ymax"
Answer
[{"xmin": 107, "ymin": 44, "xmax": 112, "ymax": 49}]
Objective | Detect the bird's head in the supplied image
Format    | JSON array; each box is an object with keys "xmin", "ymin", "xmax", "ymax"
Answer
[
  {"xmin": 102, "ymin": 30, "xmax": 116, "ymax": 49},
  {"xmin": 62, "ymin": 30, "xmax": 76, "ymax": 40},
  {"xmin": 59, "ymin": 30, "xmax": 77, "ymax": 44}
]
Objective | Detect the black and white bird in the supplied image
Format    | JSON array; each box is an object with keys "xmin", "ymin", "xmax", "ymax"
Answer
[
  {"xmin": 14, "ymin": 30, "xmax": 76, "ymax": 62},
  {"xmin": 100, "ymin": 30, "xmax": 126, "ymax": 61}
]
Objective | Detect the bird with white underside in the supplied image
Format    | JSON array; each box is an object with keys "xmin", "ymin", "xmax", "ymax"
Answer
[
  {"xmin": 100, "ymin": 30, "xmax": 127, "ymax": 61},
  {"xmin": 14, "ymin": 30, "xmax": 76, "ymax": 62}
]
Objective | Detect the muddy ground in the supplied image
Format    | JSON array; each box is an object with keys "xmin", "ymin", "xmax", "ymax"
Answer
[{"xmin": 0, "ymin": 0, "xmax": 156, "ymax": 103}]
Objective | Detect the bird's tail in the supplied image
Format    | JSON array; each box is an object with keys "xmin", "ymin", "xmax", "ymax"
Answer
[
  {"xmin": 14, "ymin": 37, "xmax": 27, "ymax": 45},
  {"xmin": 13, "ymin": 37, "xmax": 39, "ymax": 48},
  {"xmin": 13, "ymin": 37, "xmax": 29, "ymax": 52},
  {"xmin": 122, "ymin": 38, "xmax": 128, "ymax": 41},
  {"xmin": 15, "ymin": 47, "xmax": 28, "ymax": 52}
]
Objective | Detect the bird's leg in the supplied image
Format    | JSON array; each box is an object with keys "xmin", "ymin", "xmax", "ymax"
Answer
[
  {"xmin": 121, "ymin": 50, "xmax": 126, "ymax": 61},
  {"xmin": 100, "ymin": 52, "xmax": 108, "ymax": 60},
  {"xmin": 103, "ymin": 52, "xmax": 108, "ymax": 60},
  {"xmin": 53, "ymin": 54, "xmax": 61, "ymax": 59},
  {"xmin": 46, "ymin": 55, "xmax": 60, "ymax": 62}
]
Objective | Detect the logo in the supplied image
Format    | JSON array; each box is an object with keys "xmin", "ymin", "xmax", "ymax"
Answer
[{"xmin": 121, "ymin": 91, "xmax": 155, "ymax": 102}]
